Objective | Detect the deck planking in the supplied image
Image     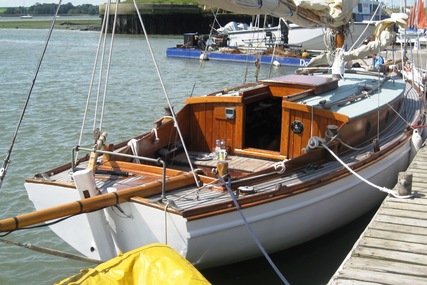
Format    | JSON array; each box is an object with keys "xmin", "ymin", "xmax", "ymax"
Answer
[
  {"xmin": 328, "ymin": 142, "xmax": 427, "ymax": 285},
  {"xmin": 172, "ymin": 151, "xmax": 274, "ymax": 173}
]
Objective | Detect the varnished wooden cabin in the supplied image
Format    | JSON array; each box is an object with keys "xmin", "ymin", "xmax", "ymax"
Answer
[{"xmin": 128, "ymin": 73, "xmax": 403, "ymax": 176}]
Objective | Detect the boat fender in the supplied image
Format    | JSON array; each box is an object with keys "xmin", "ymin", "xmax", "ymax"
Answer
[
  {"xmin": 273, "ymin": 60, "xmax": 281, "ymax": 66},
  {"xmin": 199, "ymin": 53, "xmax": 208, "ymax": 60},
  {"xmin": 410, "ymin": 128, "xmax": 422, "ymax": 161}
]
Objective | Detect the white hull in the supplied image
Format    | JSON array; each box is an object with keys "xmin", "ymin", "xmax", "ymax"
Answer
[
  {"xmin": 226, "ymin": 22, "xmax": 374, "ymax": 51},
  {"xmin": 25, "ymin": 137, "xmax": 412, "ymax": 268}
]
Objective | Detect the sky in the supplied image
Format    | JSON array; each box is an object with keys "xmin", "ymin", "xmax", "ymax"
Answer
[{"xmin": 1, "ymin": 0, "xmax": 103, "ymax": 7}]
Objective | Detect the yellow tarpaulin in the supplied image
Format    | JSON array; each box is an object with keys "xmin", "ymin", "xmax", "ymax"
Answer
[{"xmin": 55, "ymin": 243, "xmax": 211, "ymax": 285}]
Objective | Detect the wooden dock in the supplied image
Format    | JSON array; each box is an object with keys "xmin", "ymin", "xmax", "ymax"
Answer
[{"xmin": 328, "ymin": 142, "xmax": 427, "ymax": 284}]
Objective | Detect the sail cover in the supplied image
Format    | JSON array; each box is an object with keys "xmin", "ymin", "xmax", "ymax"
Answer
[{"xmin": 198, "ymin": 0, "xmax": 360, "ymax": 29}]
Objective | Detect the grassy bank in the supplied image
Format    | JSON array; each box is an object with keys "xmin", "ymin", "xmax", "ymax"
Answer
[{"xmin": 0, "ymin": 18, "xmax": 101, "ymax": 30}]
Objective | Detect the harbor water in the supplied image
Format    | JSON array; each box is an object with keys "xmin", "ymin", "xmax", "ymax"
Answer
[{"xmin": 0, "ymin": 28, "xmax": 378, "ymax": 284}]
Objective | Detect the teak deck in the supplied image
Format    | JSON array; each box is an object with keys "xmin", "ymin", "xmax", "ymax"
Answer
[
  {"xmin": 328, "ymin": 141, "xmax": 427, "ymax": 285},
  {"xmin": 172, "ymin": 151, "xmax": 274, "ymax": 173}
]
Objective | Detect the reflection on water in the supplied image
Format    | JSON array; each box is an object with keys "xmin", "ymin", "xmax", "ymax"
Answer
[{"xmin": 202, "ymin": 207, "xmax": 378, "ymax": 285}]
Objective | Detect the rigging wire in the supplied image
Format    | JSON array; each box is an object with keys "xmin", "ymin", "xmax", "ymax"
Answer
[
  {"xmin": 267, "ymin": 21, "xmax": 282, "ymax": 78},
  {"xmin": 132, "ymin": 0, "xmax": 201, "ymax": 187},
  {"xmin": 189, "ymin": 8, "xmax": 220, "ymax": 98},
  {"xmin": 93, "ymin": 4, "xmax": 110, "ymax": 132},
  {"xmin": 0, "ymin": 237, "xmax": 102, "ymax": 264},
  {"xmin": 0, "ymin": 0, "xmax": 63, "ymax": 189},
  {"xmin": 215, "ymin": 173, "xmax": 290, "ymax": 285},
  {"xmin": 348, "ymin": 2, "xmax": 382, "ymax": 52},
  {"xmin": 99, "ymin": 1, "xmax": 119, "ymax": 132},
  {"xmin": 78, "ymin": 1, "xmax": 109, "ymax": 150}
]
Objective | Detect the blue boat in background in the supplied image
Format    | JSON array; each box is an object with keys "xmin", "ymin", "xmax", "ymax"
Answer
[
  {"xmin": 166, "ymin": 32, "xmax": 311, "ymax": 67},
  {"xmin": 166, "ymin": 46, "xmax": 310, "ymax": 67}
]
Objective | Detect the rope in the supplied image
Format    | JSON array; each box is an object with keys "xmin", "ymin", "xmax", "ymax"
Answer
[
  {"xmin": 318, "ymin": 140, "xmax": 413, "ymax": 199},
  {"xmin": 132, "ymin": 0, "xmax": 201, "ymax": 187},
  {"xmin": 215, "ymin": 174, "xmax": 290, "ymax": 285},
  {"xmin": 0, "ymin": 0, "xmax": 63, "ymax": 189},
  {"xmin": 267, "ymin": 23, "xmax": 282, "ymax": 78},
  {"xmin": 0, "ymin": 237, "xmax": 102, "ymax": 264},
  {"xmin": 348, "ymin": 3, "xmax": 382, "ymax": 52},
  {"xmin": 127, "ymin": 139, "xmax": 140, "ymax": 163}
]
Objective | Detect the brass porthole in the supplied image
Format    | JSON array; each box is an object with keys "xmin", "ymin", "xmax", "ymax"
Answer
[{"xmin": 291, "ymin": 120, "xmax": 304, "ymax": 134}]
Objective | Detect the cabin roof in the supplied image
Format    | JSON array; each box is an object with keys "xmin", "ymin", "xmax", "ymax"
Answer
[
  {"xmin": 293, "ymin": 73, "xmax": 406, "ymax": 119},
  {"xmin": 261, "ymin": 74, "xmax": 338, "ymax": 94}
]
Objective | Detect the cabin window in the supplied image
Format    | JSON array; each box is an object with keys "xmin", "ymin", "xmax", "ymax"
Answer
[{"xmin": 244, "ymin": 97, "xmax": 282, "ymax": 151}]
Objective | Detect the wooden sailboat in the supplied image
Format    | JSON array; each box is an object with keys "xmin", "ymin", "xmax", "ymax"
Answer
[{"xmin": 0, "ymin": 0, "xmax": 425, "ymax": 270}]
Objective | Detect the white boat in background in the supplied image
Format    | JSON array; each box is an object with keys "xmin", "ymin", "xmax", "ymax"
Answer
[
  {"xmin": 217, "ymin": 20, "xmax": 376, "ymax": 51},
  {"xmin": 215, "ymin": 0, "xmax": 385, "ymax": 51},
  {"xmin": 0, "ymin": 0, "xmax": 424, "ymax": 276}
]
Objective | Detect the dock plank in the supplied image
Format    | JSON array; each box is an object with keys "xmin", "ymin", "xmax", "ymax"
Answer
[
  {"xmin": 358, "ymin": 237, "xmax": 427, "ymax": 256},
  {"xmin": 328, "ymin": 144, "xmax": 427, "ymax": 284},
  {"xmin": 364, "ymin": 228, "xmax": 427, "ymax": 244},
  {"xmin": 343, "ymin": 256, "xmax": 427, "ymax": 277},
  {"xmin": 332, "ymin": 268, "xmax": 427, "ymax": 285},
  {"xmin": 369, "ymin": 220, "xmax": 427, "ymax": 236},
  {"xmin": 353, "ymin": 247, "xmax": 427, "ymax": 267}
]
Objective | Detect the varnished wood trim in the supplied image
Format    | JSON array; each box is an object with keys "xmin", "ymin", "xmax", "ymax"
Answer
[
  {"xmin": 234, "ymin": 148, "xmax": 286, "ymax": 160},
  {"xmin": 282, "ymin": 101, "xmax": 350, "ymax": 122},
  {"xmin": 185, "ymin": 96, "xmax": 242, "ymax": 104}
]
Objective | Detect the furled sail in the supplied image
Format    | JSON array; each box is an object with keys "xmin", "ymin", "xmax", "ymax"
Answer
[
  {"xmin": 308, "ymin": 13, "xmax": 408, "ymax": 67},
  {"xmin": 198, "ymin": 0, "xmax": 359, "ymax": 29}
]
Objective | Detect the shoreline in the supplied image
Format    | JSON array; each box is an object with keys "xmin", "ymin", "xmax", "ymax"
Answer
[{"xmin": 0, "ymin": 17, "xmax": 101, "ymax": 30}]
